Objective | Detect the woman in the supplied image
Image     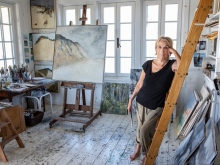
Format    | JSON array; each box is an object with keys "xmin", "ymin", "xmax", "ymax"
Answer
[{"xmin": 127, "ymin": 36, "xmax": 181, "ymax": 163}]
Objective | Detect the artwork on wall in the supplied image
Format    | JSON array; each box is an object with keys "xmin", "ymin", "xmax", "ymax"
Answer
[
  {"xmin": 30, "ymin": 0, "xmax": 55, "ymax": 29},
  {"xmin": 32, "ymin": 33, "xmax": 55, "ymax": 61},
  {"xmin": 101, "ymin": 83, "xmax": 129, "ymax": 115},
  {"xmin": 35, "ymin": 64, "xmax": 59, "ymax": 93},
  {"xmin": 52, "ymin": 25, "xmax": 108, "ymax": 83},
  {"xmin": 173, "ymin": 118, "xmax": 205, "ymax": 165},
  {"xmin": 130, "ymin": 69, "xmax": 142, "ymax": 112},
  {"xmin": 199, "ymin": 41, "xmax": 206, "ymax": 50},
  {"xmin": 193, "ymin": 52, "xmax": 205, "ymax": 67},
  {"xmin": 176, "ymin": 90, "xmax": 200, "ymax": 137},
  {"xmin": 187, "ymin": 118, "xmax": 217, "ymax": 164}
]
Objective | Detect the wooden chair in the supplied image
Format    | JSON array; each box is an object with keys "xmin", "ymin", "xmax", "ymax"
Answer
[{"xmin": 0, "ymin": 108, "xmax": 25, "ymax": 162}]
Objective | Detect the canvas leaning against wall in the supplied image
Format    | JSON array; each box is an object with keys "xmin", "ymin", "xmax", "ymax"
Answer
[
  {"xmin": 52, "ymin": 25, "xmax": 108, "ymax": 83},
  {"xmin": 33, "ymin": 33, "xmax": 55, "ymax": 61},
  {"xmin": 35, "ymin": 64, "xmax": 59, "ymax": 93},
  {"xmin": 30, "ymin": 0, "xmax": 55, "ymax": 29}
]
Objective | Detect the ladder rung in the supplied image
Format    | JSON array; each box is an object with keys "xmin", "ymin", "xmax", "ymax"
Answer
[
  {"xmin": 0, "ymin": 122, "xmax": 10, "ymax": 128},
  {"xmin": 0, "ymin": 135, "xmax": 19, "ymax": 147}
]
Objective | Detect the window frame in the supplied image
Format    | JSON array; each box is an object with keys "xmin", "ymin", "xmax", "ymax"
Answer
[
  {"xmin": 0, "ymin": 2, "xmax": 16, "ymax": 69},
  {"xmin": 142, "ymin": 0, "xmax": 182, "ymax": 63},
  {"xmin": 100, "ymin": 2, "xmax": 135, "ymax": 78},
  {"xmin": 62, "ymin": 5, "xmax": 93, "ymax": 26}
]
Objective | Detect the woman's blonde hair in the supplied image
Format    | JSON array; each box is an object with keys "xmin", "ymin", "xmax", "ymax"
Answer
[{"xmin": 155, "ymin": 36, "xmax": 173, "ymax": 52}]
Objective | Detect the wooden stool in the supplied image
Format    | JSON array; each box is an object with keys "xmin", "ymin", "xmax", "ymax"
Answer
[{"xmin": 0, "ymin": 108, "xmax": 25, "ymax": 162}]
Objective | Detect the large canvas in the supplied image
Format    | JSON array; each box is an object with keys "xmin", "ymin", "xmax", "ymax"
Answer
[
  {"xmin": 173, "ymin": 118, "xmax": 205, "ymax": 165},
  {"xmin": 101, "ymin": 83, "xmax": 129, "ymax": 115},
  {"xmin": 30, "ymin": 0, "xmax": 55, "ymax": 29},
  {"xmin": 130, "ymin": 69, "xmax": 142, "ymax": 112},
  {"xmin": 176, "ymin": 90, "xmax": 200, "ymax": 136},
  {"xmin": 52, "ymin": 26, "xmax": 107, "ymax": 83},
  {"xmin": 35, "ymin": 65, "xmax": 59, "ymax": 93},
  {"xmin": 33, "ymin": 33, "xmax": 55, "ymax": 61},
  {"xmin": 187, "ymin": 118, "xmax": 217, "ymax": 165}
]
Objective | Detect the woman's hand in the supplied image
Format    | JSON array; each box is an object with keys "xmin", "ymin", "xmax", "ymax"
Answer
[{"xmin": 127, "ymin": 99, "xmax": 132, "ymax": 114}]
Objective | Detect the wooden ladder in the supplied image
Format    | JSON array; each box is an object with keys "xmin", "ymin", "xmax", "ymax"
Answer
[
  {"xmin": 0, "ymin": 108, "xmax": 25, "ymax": 162},
  {"xmin": 144, "ymin": 0, "xmax": 213, "ymax": 164}
]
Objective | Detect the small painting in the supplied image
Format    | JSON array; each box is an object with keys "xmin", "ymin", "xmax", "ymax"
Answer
[
  {"xmin": 30, "ymin": 0, "xmax": 55, "ymax": 29},
  {"xmin": 24, "ymin": 40, "xmax": 28, "ymax": 46},
  {"xmin": 35, "ymin": 64, "xmax": 59, "ymax": 93},
  {"xmin": 29, "ymin": 41, "xmax": 33, "ymax": 47},
  {"xmin": 29, "ymin": 33, "xmax": 32, "ymax": 41},
  {"xmin": 33, "ymin": 33, "xmax": 55, "ymax": 61},
  {"xmin": 101, "ymin": 83, "xmax": 129, "ymax": 115},
  {"xmin": 193, "ymin": 52, "xmax": 205, "ymax": 67},
  {"xmin": 23, "ymin": 34, "xmax": 28, "ymax": 40},
  {"xmin": 25, "ymin": 58, "xmax": 30, "ymax": 64},
  {"xmin": 199, "ymin": 41, "xmax": 206, "ymax": 50},
  {"xmin": 24, "ymin": 48, "xmax": 29, "ymax": 53}
]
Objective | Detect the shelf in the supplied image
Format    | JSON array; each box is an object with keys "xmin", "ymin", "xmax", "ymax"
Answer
[
  {"xmin": 209, "ymin": 54, "xmax": 217, "ymax": 59},
  {"xmin": 210, "ymin": 12, "xmax": 220, "ymax": 21}
]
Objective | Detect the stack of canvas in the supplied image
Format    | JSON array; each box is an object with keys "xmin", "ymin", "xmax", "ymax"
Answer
[{"xmin": 177, "ymin": 85, "xmax": 211, "ymax": 138}]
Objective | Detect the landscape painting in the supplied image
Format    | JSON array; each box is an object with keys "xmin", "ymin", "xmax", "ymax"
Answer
[
  {"xmin": 30, "ymin": 0, "xmax": 55, "ymax": 29},
  {"xmin": 187, "ymin": 118, "xmax": 217, "ymax": 164},
  {"xmin": 173, "ymin": 118, "xmax": 205, "ymax": 165},
  {"xmin": 52, "ymin": 25, "xmax": 107, "ymax": 83},
  {"xmin": 176, "ymin": 90, "xmax": 200, "ymax": 136},
  {"xmin": 35, "ymin": 64, "xmax": 59, "ymax": 93},
  {"xmin": 130, "ymin": 69, "xmax": 142, "ymax": 113},
  {"xmin": 101, "ymin": 83, "xmax": 129, "ymax": 115},
  {"xmin": 33, "ymin": 33, "xmax": 55, "ymax": 61}
]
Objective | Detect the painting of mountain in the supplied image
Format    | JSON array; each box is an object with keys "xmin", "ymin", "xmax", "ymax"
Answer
[
  {"xmin": 33, "ymin": 33, "xmax": 55, "ymax": 61},
  {"xmin": 52, "ymin": 25, "xmax": 107, "ymax": 83},
  {"xmin": 30, "ymin": 0, "xmax": 55, "ymax": 29},
  {"xmin": 35, "ymin": 64, "xmax": 59, "ymax": 93}
]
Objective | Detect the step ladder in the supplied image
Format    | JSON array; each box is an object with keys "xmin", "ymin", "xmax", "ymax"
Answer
[
  {"xmin": 143, "ymin": 0, "xmax": 213, "ymax": 164},
  {"xmin": 0, "ymin": 108, "xmax": 25, "ymax": 162}
]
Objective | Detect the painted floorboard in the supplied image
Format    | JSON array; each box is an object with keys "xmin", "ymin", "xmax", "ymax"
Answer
[{"xmin": 0, "ymin": 105, "xmax": 180, "ymax": 165}]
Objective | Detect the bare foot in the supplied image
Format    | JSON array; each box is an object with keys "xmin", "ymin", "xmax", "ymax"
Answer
[{"xmin": 130, "ymin": 152, "xmax": 140, "ymax": 161}]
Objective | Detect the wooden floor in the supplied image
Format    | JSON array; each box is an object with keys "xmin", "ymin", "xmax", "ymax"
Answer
[{"xmin": 0, "ymin": 105, "xmax": 180, "ymax": 165}]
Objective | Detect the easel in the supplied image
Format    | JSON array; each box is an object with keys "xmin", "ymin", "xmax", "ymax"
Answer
[
  {"xmin": 49, "ymin": 82, "xmax": 102, "ymax": 131},
  {"xmin": 49, "ymin": 7, "xmax": 102, "ymax": 131},
  {"xmin": 143, "ymin": 0, "xmax": 213, "ymax": 164},
  {"xmin": 0, "ymin": 108, "xmax": 25, "ymax": 162}
]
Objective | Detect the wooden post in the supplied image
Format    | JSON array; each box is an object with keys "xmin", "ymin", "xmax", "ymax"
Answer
[
  {"xmin": 79, "ymin": 5, "xmax": 87, "ymax": 25},
  {"xmin": 143, "ymin": 0, "xmax": 213, "ymax": 164}
]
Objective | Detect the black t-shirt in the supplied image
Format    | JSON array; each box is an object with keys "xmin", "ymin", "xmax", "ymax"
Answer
[{"xmin": 136, "ymin": 60, "xmax": 176, "ymax": 110}]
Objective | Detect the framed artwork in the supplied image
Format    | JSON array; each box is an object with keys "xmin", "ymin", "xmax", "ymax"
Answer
[
  {"xmin": 52, "ymin": 25, "xmax": 108, "ymax": 83},
  {"xmin": 193, "ymin": 52, "xmax": 205, "ymax": 67},
  {"xmin": 35, "ymin": 64, "xmax": 59, "ymax": 93},
  {"xmin": 30, "ymin": 0, "xmax": 55, "ymax": 29},
  {"xmin": 32, "ymin": 33, "xmax": 55, "ymax": 61},
  {"xmin": 199, "ymin": 41, "xmax": 206, "ymax": 50}
]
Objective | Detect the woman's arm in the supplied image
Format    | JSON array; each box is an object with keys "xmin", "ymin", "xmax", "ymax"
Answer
[
  {"xmin": 169, "ymin": 48, "xmax": 181, "ymax": 72},
  {"xmin": 127, "ymin": 69, "xmax": 145, "ymax": 113}
]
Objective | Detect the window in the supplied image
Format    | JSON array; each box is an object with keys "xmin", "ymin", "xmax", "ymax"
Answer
[
  {"xmin": 101, "ymin": 2, "xmax": 135, "ymax": 77},
  {"xmin": 63, "ymin": 5, "xmax": 92, "ymax": 25},
  {"xmin": 143, "ymin": 0, "xmax": 182, "ymax": 62},
  {"xmin": 0, "ymin": 2, "xmax": 15, "ymax": 69}
]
